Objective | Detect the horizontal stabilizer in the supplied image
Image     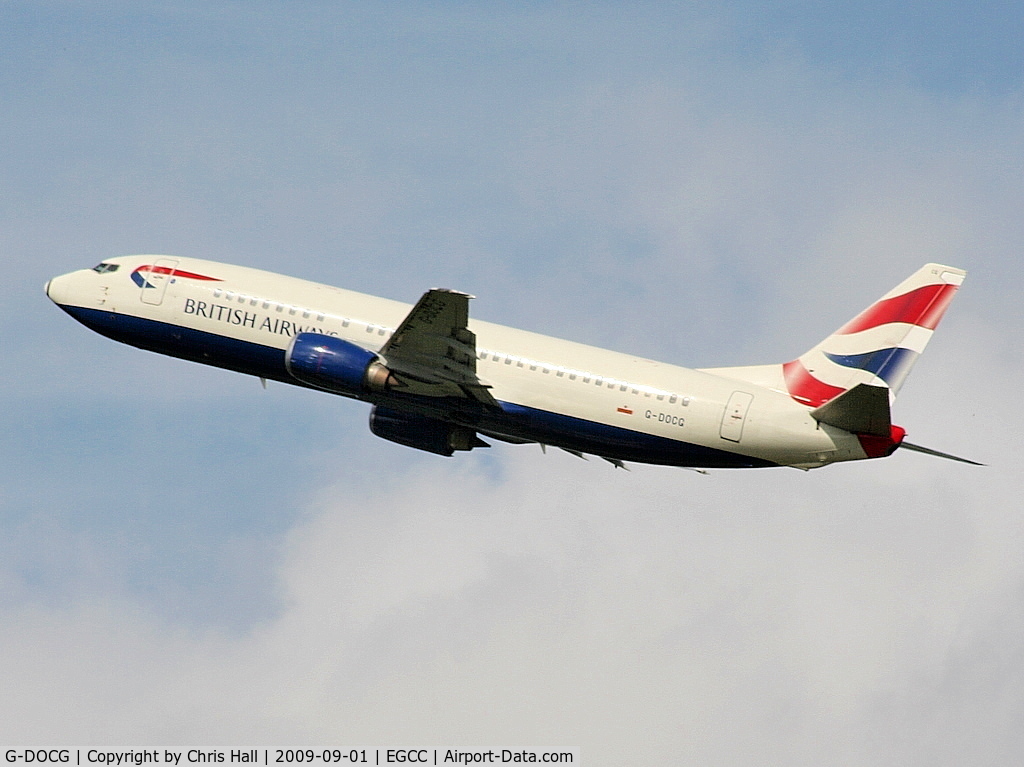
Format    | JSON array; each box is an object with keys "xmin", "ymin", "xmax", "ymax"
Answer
[
  {"xmin": 900, "ymin": 441, "xmax": 985, "ymax": 465},
  {"xmin": 810, "ymin": 383, "xmax": 891, "ymax": 437}
]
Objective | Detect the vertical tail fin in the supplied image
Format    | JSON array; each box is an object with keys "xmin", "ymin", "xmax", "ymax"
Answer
[{"xmin": 783, "ymin": 263, "xmax": 966, "ymax": 407}]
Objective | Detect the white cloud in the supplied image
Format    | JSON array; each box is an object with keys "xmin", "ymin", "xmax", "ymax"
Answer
[{"xmin": 3, "ymin": 416, "xmax": 1022, "ymax": 765}]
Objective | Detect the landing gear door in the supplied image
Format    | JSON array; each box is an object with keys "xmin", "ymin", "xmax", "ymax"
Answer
[
  {"xmin": 720, "ymin": 391, "xmax": 753, "ymax": 443},
  {"xmin": 139, "ymin": 258, "xmax": 179, "ymax": 306}
]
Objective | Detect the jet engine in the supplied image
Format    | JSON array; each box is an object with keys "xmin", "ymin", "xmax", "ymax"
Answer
[
  {"xmin": 369, "ymin": 405, "xmax": 488, "ymax": 456},
  {"xmin": 285, "ymin": 332, "xmax": 394, "ymax": 395}
]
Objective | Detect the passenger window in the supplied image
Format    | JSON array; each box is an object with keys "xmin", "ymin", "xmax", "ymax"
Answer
[
  {"xmin": 529, "ymin": 364, "xmax": 537, "ymax": 371},
  {"xmin": 657, "ymin": 394, "xmax": 664, "ymax": 401},
  {"xmin": 669, "ymin": 395, "xmax": 677, "ymax": 404},
  {"xmin": 556, "ymin": 370, "xmax": 564, "ymax": 377},
  {"xmin": 263, "ymin": 300, "xmax": 270, "ymax": 309},
  {"xmin": 303, "ymin": 311, "xmax": 310, "ymax": 319},
  {"xmin": 214, "ymin": 289, "xmax": 223, "ymax": 298},
  {"xmin": 289, "ymin": 307, "xmax": 297, "ymax": 316},
  {"xmin": 505, "ymin": 358, "xmax": 512, "ymax": 365},
  {"xmin": 569, "ymin": 373, "xmax": 577, "ymax": 381},
  {"xmin": 682, "ymin": 396, "xmax": 691, "ymax": 406},
  {"xmin": 342, "ymin": 319, "xmax": 349, "ymax": 327}
]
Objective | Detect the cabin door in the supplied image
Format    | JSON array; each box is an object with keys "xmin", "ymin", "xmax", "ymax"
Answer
[
  {"xmin": 139, "ymin": 258, "xmax": 179, "ymax": 306},
  {"xmin": 720, "ymin": 391, "xmax": 753, "ymax": 443}
]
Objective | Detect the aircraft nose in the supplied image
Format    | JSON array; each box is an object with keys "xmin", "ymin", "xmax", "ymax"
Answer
[{"xmin": 45, "ymin": 272, "xmax": 72, "ymax": 306}]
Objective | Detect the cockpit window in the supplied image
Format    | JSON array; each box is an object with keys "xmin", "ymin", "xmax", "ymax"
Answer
[{"xmin": 92, "ymin": 263, "xmax": 120, "ymax": 274}]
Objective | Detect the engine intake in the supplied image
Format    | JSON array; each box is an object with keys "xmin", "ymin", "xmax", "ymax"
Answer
[{"xmin": 286, "ymin": 332, "xmax": 393, "ymax": 395}]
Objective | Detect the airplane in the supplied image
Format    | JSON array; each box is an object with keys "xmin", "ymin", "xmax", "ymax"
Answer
[{"xmin": 45, "ymin": 256, "xmax": 980, "ymax": 470}]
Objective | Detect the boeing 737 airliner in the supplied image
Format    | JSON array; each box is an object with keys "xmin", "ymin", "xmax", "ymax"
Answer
[{"xmin": 46, "ymin": 257, "xmax": 979, "ymax": 470}]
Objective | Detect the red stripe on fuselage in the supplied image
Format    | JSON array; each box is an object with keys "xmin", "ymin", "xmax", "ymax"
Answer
[
  {"xmin": 838, "ymin": 283, "xmax": 957, "ymax": 335},
  {"xmin": 137, "ymin": 265, "xmax": 222, "ymax": 281}
]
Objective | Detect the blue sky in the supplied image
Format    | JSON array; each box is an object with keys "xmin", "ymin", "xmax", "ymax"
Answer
[{"xmin": 3, "ymin": 2, "xmax": 1023, "ymax": 762}]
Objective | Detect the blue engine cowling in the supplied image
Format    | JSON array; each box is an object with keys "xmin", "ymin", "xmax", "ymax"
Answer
[
  {"xmin": 369, "ymin": 405, "xmax": 488, "ymax": 456},
  {"xmin": 285, "ymin": 332, "xmax": 393, "ymax": 395}
]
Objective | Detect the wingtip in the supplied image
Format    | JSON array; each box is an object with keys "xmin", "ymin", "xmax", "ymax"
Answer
[{"xmin": 431, "ymin": 287, "xmax": 476, "ymax": 299}]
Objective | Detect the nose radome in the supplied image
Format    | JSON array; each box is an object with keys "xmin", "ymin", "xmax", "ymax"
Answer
[
  {"xmin": 45, "ymin": 272, "xmax": 73, "ymax": 306},
  {"xmin": 45, "ymin": 275, "xmax": 59, "ymax": 303}
]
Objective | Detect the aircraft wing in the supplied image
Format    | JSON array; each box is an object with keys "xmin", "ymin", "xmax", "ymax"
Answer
[{"xmin": 378, "ymin": 288, "xmax": 497, "ymax": 406}]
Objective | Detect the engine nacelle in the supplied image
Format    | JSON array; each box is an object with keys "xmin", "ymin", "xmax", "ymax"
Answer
[
  {"xmin": 286, "ymin": 332, "xmax": 393, "ymax": 395},
  {"xmin": 369, "ymin": 405, "xmax": 487, "ymax": 456}
]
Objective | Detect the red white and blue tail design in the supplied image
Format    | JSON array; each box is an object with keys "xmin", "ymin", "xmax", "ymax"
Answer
[{"xmin": 784, "ymin": 263, "xmax": 966, "ymax": 407}]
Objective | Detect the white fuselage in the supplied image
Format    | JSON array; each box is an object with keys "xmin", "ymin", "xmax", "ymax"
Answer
[{"xmin": 46, "ymin": 255, "xmax": 870, "ymax": 469}]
